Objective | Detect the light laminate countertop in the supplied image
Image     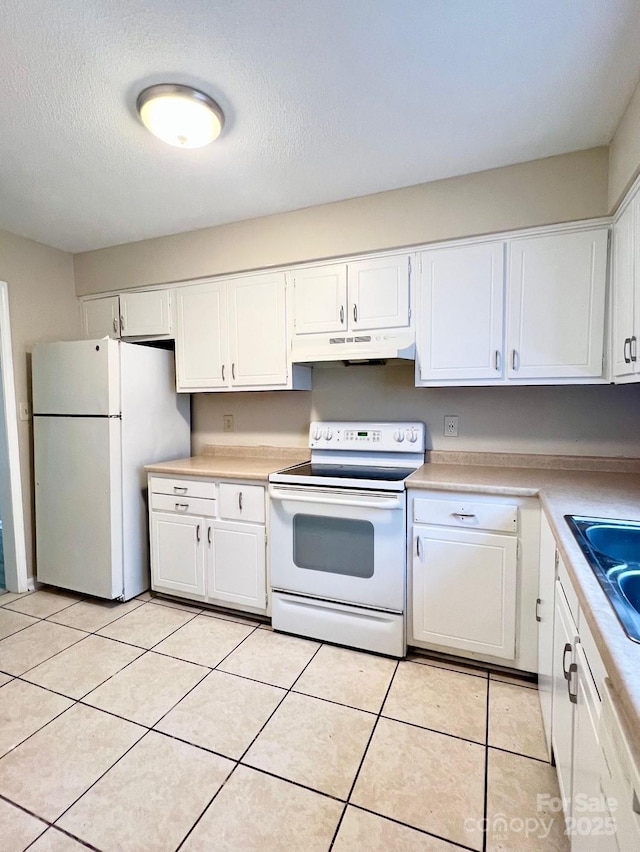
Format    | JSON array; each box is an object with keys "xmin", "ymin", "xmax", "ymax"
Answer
[
  {"xmin": 145, "ymin": 446, "xmax": 308, "ymax": 482},
  {"xmin": 407, "ymin": 463, "xmax": 640, "ymax": 760}
]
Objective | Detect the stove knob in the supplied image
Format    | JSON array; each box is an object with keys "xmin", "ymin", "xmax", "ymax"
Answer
[
  {"xmin": 406, "ymin": 428, "xmax": 418, "ymax": 443},
  {"xmin": 312, "ymin": 426, "xmax": 323, "ymax": 441},
  {"xmin": 394, "ymin": 430, "xmax": 404, "ymax": 443},
  {"xmin": 324, "ymin": 428, "xmax": 333, "ymax": 441}
]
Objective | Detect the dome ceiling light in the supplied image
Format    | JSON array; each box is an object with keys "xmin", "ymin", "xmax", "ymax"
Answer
[{"xmin": 136, "ymin": 84, "xmax": 225, "ymax": 148}]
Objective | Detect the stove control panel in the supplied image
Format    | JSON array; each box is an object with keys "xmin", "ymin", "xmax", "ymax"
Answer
[{"xmin": 309, "ymin": 421, "xmax": 425, "ymax": 453}]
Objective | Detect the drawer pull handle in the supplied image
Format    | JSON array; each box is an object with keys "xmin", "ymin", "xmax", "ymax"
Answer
[
  {"xmin": 238, "ymin": 491, "xmax": 243, "ymax": 511},
  {"xmin": 452, "ymin": 512, "xmax": 476, "ymax": 521},
  {"xmin": 173, "ymin": 486, "xmax": 188, "ymax": 494},
  {"xmin": 175, "ymin": 502, "xmax": 189, "ymax": 511},
  {"xmin": 535, "ymin": 597, "xmax": 542, "ymax": 623},
  {"xmin": 567, "ymin": 662, "xmax": 578, "ymax": 704},
  {"xmin": 562, "ymin": 642, "xmax": 572, "ymax": 679}
]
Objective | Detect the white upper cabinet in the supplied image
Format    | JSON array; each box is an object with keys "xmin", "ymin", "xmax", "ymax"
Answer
[
  {"xmin": 81, "ymin": 296, "xmax": 121, "ymax": 339},
  {"xmin": 175, "ymin": 272, "xmax": 310, "ymax": 393},
  {"xmin": 119, "ymin": 290, "xmax": 172, "ymax": 337},
  {"xmin": 81, "ymin": 290, "xmax": 173, "ymax": 340},
  {"xmin": 612, "ymin": 193, "xmax": 640, "ymax": 380},
  {"xmin": 506, "ymin": 228, "xmax": 608, "ymax": 380},
  {"xmin": 348, "ymin": 255, "xmax": 411, "ymax": 331},
  {"xmin": 293, "ymin": 264, "xmax": 347, "ymax": 335},
  {"xmin": 228, "ymin": 273, "xmax": 288, "ymax": 387},
  {"xmin": 416, "ymin": 242, "xmax": 504, "ymax": 382},
  {"xmin": 292, "ymin": 254, "xmax": 411, "ymax": 335},
  {"xmin": 175, "ymin": 280, "xmax": 227, "ymax": 390}
]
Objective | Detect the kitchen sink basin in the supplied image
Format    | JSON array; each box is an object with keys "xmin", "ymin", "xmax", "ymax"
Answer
[{"xmin": 565, "ymin": 516, "xmax": 640, "ymax": 643}]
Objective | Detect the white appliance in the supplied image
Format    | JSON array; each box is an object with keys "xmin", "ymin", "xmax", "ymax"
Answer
[
  {"xmin": 269, "ymin": 421, "xmax": 425, "ymax": 656},
  {"xmin": 290, "ymin": 328, "xmax": 415, "ymax": 365},
  {"xmin": 32, "ymin": 339, "xmax": 190, "ymax": 600}
]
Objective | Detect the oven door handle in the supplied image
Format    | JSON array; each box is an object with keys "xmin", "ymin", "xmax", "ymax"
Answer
[{"xmin": 269, "ymin": 485, "xmax": 403, "ymax": 510}]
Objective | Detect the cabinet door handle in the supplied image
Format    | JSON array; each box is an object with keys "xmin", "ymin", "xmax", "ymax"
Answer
[
  {"xmin": 511, "ymin": 349, "xmax": 519, "ymax": 371},
  {"xmin": 624, "ymin": 338, "xmax": 631, "ymax": 364},
  {"xmin": 196, "ymin": 524, "xmax": 200, "ymax": 543},
  {"xmin": 567, "ymin": 662, "xmax": 578, "ymax": 704},
  {"xmin": 340, "ymin": 305, "xmax": 344, "ymax": 324},
  {"xmin": 112, "ymin": 317, "xmax": 118, "ymax": 334},
  {"xmin": 120, "ymin": 315, "xmax": 125, "ymax": 332},
  {"xmin": 631, "ymin": 336, "xmax": 638, "ymax": 363},
  {"xmin": 173, "ymin": 486, "xmax": 188, "ymax": 494},
  {"xmin": 222, "ymin": 364, "xmax": 225, "ymax": 381},
  {"xmin": 562, "ymin": 642, "xmax": 572, "ymax": 680},
  {"xmin": 495, "ymin": 350, "xmax": 501, "ymax": 371},
  {"xmin": 232, "ymin": 362, "xmax": 236, "ymax": 380},
  {"xmin": 353, "ymin": 304, "xmax": 358, "ymax": 323},
  {"xmin": 238, "ymin": 491, "xmax": 243, "ymax": 511},
  {"xmin": 416, "ymin": 536, "xmax": 421, "ymax": 557},
  {"xmin": 535, "ymin": 598, "xmax": 542, "ymax": 623},
  {"xmin": 175, "ymin": 502, "xmax": 189, "ymax": 511},
  {"xmin": 452, "ymin": 512, "xmax": 477, "ymax": 521},
  {"xmin": 207, "ymin": 526, "xmax": 212, "ymax": 545}
]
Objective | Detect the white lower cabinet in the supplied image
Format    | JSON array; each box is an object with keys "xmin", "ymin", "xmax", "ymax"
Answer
[
  {"xmin": 552, "ymin": 575, "xmax": 578, "ymax": 814},
  {"xmin": 408, "ymin": 490, "xmax": 539, "ymax": 671},
  {"xmin": 149, "ymin": 475, "xmax": 268, "ymax": 614}
]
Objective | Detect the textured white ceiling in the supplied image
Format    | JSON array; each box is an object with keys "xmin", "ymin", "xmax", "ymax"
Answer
[{"xmin": 1, "ymin": 0, "xmax": 639, "ymax": 253}]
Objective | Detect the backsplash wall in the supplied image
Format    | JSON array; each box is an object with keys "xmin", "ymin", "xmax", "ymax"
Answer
[{"xmin": 192, "ymin": 364, "xmax": 640, "ymax": 458}]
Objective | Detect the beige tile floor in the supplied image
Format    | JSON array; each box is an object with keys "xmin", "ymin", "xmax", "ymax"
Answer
[{"xmin": 0, "ymin": 587, "xmax": 569, "ymax": 852}]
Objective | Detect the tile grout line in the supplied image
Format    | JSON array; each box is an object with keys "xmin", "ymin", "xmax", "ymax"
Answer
[
  {"xmin": 346, "ymin": 802, "xmax": 480, "ymax": 851},
  {"xmin": 328, "ymin": 658, "xmax": 400, "ymax": 850},
  {"xmin": 175, "ymin": 640, "xmax": 325, "ymax": 851}
]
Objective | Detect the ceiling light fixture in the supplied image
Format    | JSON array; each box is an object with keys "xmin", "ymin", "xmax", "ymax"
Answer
[{"xmin": 136, "ymin": 84, "xmax": 224, "ymax": 148}]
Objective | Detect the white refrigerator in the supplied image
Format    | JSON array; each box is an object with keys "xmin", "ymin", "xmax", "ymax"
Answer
[{"xmin": 32, "ymin": 338, "xmax": 191, "ymax": 600}]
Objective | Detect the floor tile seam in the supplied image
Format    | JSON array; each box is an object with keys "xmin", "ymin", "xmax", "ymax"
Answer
[
  {"xmin": 25, "ymin": 824, "xmax": 101, "ymax": 852},
  {"xmin": 342, "ymin": 658, "xmax": 400, "ymax": 818},
  {"xmin": 482, "ymin": 666, "xmax": 491, "ymax": 852},
  {"xmin": 151, "ymin": 726, "xmax": 244, "ymax": 764},
  {"xmin": 49, "ymin": 726, "xmax": 151, "ymax": 837},
  {"xmin": 150, "ymin": 646, "xmax": 218, "ymax": 671},
  {"xmin": 406, "ymin": 656, "xmax": 490, "ymax": 680},
  {"xmin": 0, "ymin": 790, "xmax": 52, "ymax": 830},
  {"xmin": 289, "ymin": 686, "xmax": 379, "ymax": 716},
  {"xmin": 0, "ymin": 689, "xmax": 83, "ymax": 761},
  {"xmin": 488, "ymin": 675, "xmax": 538, "ymax": 690},
  {"xmin": 487, "ymin": 744, "xmax": 551, "ymax": 765},
  {"xmin": 201, "ymin": 621, "xmax": 264, "ymax": 673},
  {"xmin": 0, "ymin": 625, "xmax": 92, "ymax": 678},
  {"xmin": 235, "ymin": 641, "xmax": 324, "ymax": 766},
  {"xmin": 236, "ymin": 761, "xmax": 348, "ymax": 805},
  {"xmin": 378, "ymin": 711, "xmax": 488, "ymax": 748},
  {"xmin": 43, "ymin": 597, "xmax": 148, "ymax": 632},
  {"xmin": 147, "ymin": 598, "xmax": 204, "ymax": 616},
  {"xmin": 3, "ymin": 595, "xmax": 85, "ymax": 622},
  {"xmin": 345, "ymin": 802, "xmax": 480, "ymax": 851},
  {"xmin": 139, "ymin": 660, "xmax": 211, "ymax": 732},
  {"xmin": 90, "ymin": 602, "xmax": 203, "ymax": 650},
  {"xmin": 0, "ymin": 616, "xmax": 45, "ymax": 643},
  {"xmin": 144, "ymin": 607, "xmax": 203, "ymax": 651},
  {"xmin": 174, "ymin": 759, "xmax": 241, "ymax": 851}
]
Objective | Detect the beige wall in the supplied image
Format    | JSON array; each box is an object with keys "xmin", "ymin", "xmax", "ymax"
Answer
[
  {"xmin": 609, "ymin": 75, "xmax": 640, "ymax": 212},
  {"xmin": 74, "ymin": 147, "xmax": 608, "ymax": 295},
  {"xmin": 192, "ymin": 365, "xmax": 640, "ymax": 459},
  {"xmin": 0, "ymin": 230, "xmax": 79, "ymax": 581}
]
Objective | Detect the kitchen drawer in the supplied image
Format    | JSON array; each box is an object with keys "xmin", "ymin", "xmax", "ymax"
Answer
[
  {"xmin": 413, "ymin": 496, "xmax": 518, "ymax": 533},
  {"xmin": 218, "ymin": 483, "xmax": 265, "ymax": 523},
  {"xmin": 149, "ymin": 476, "xmax": 216, "ymax": 501},
  {"xmin": 151, "ymin": 493, "xmax": 216, "ymax": 517}
]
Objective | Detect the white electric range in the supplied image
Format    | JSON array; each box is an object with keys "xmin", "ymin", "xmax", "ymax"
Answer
[{"xmin": 269, "ymin": 421, "xmax": 426, "ymax": 656}]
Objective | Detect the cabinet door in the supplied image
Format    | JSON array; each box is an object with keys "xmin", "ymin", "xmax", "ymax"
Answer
[
  {"xmin": 507, "ymin": 229, "xmax": 608, "ymax": 379},
  {"xmin": 612, "ymin": 201, "xmax": 636, "ymax": 379},
  {"xmin": 551, "ymin": 577, "xmax": 577, "ymax": 820},
  {"xmin": 417, "ymin": 243, "xmax": 504, "ymax": 382},
  {"xmin": 349, "ymin": 255, "xmax": 411, "ymax": 331},
  {"xmin": 218, "ymin": 482, "xmax": 265, "ymax": 523},
  {"xmin": 292, "ymin": 264, "xmax": 347, "ymax": 334},
  {"xmin": 537, "ymin": 513, "xmax": 557, "ymax": 761},
  {"xmin": 120, "ymin": 290, "xmax": 172, "ymax": 337},
  {"xmin": 175, "ymin": 281, "xmax": 228, "ymax": 390},
  {"xmin": 82, "ymin": 296, "xmax": 120, "ymax": 339},
  {"xmin": 150, "ymin": 512, "xmax": 205, "ymax": 598},
  {"xmin": 572, "ymin": 643, "xmax": 606, "ymax": 852},
  {"xmin": 228, "ymin": 273, "xmax": 288, "ymax": 387},
  {"xmin": 208, "ymin": 520, "xmax": 266, "ymax": 611},
  {"xmin": 412, "ymin": 526, "xmax": 517, "ymax": 659}
]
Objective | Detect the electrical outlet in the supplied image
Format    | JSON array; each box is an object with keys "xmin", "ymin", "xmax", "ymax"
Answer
[
  {"xmin": 223, "ymin": 414, "xmax": 234, "ymax": 433},
  {"xmin": 444, "ymin": 415, "xmax": 459, "ymax": 437}
]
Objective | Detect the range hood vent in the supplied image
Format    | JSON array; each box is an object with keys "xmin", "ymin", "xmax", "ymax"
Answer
[{"xmin": 291, "ymin": 328, "xmax": 415, "ymax": 366}]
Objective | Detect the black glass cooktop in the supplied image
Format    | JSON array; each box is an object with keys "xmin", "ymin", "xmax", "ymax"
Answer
[{"xmin": 278, "ymin": 462, "xmax": 415, "ymax": 482}]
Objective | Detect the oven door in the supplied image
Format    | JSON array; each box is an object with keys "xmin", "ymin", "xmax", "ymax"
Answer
[{"xmin": 269, "ymin": 483, "xmax": 406, "ymax": 611}]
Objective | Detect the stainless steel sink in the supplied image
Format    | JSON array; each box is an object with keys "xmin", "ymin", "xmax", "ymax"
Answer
[{"xmin": 565, "ymin": 516, "xmax": 640, "ymax": 643}]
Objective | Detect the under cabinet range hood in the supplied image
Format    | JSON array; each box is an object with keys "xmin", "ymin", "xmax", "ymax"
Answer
[{"xmin": 290, "ymin": 327, "xmax": 416, "ymax": 365}]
